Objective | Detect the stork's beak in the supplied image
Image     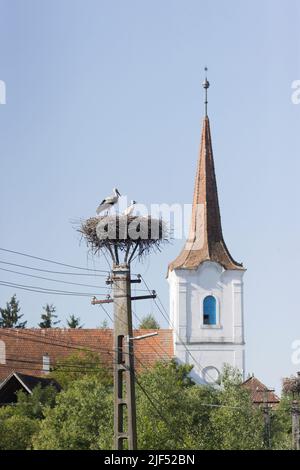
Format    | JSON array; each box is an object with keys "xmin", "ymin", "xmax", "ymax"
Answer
[{"xmin": 116, "ymin": 189, "xmax": 121, "ymax": 196}]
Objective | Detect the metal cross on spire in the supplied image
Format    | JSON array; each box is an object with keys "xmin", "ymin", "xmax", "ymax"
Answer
[{"xmin": 202, "ymin": 67, "xmax": 210, "ymax": 116}]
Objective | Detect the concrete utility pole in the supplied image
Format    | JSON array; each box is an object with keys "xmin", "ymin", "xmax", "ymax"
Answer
[
  {"xmin": 259, "ymin": 388, "xmax": 274, "ymax": 449},
  {"xmin": 92, "ymin": 265, "xmax": 156, "ymax": 450},
  {"xmin": 290, "ymin": 371, "xmax": 300, "ymax": 450},
  {"xmin": 292, "ymin": 400, "xmax": 300, "ymax": 450},
  {"xmin": 112, "ymin": 264, "xmax": 137, "ymax": 450},
  {"xmin": 262, "ymin": 404, "xmax": 271, "ymax": 448},
  {"xmin": 81, "ymin": 210, "xmax": 166, "ymax": 450}
]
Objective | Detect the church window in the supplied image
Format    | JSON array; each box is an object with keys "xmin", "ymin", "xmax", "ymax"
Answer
[{"xmin": 203, "ymin": 295, "xmax": 217, "ymax": 325}]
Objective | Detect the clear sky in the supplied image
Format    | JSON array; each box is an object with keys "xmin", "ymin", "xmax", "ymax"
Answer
[{"xmin": 0, "ymin": 0, "xmax": 300, "ymax": 392}]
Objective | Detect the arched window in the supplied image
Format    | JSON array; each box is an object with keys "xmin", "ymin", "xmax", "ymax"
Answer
[{"xmin": 203, "ymin": 295, "xmax": 217, "ymax": 325}]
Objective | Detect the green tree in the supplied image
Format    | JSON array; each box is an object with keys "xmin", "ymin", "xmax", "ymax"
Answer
[
  {"xmin": 270, "ymin": 392, "xmax": 293, "ymax": 449},
  {"xmin": 0, "ymin": 384, "xmax": 57, "ymax": 450},
  {"xmin": 15, "ymin": 384, "xmax": 58, "ymax": 420},
  {"xmin": 67, "ymin": 314, "xmax": 83, "ymax": 329},
  {"xmin": 136, "ymin": 362, "xmax": 265, "ymax": 450},
  {"xmin": 32, "ymin": 376, "xmax": 113, "ymax": 450},
  {"xmin": 0, "ymin": 295, "xmax": 26, "ymax": 328},
  {"xmin": 136, "ymin": 360, "xmax": 197, "ymax": 449},
  {"xmin": 138, "ymin": 313, "xmax": 160, "ymax": 330},
  {"xmin": 39, "ymin": 304, "xmax": 60, "ymax": 328},
  {"xmin": 0, "ymin": 358, "xmax": 286, "ymax": 451},
  {"xmin": 0, "ymin": 406, "xmax": 39, "ymax": 450},
  {"xmin": 49, "ymin": 350, "xmax": 112, "ymax": 389},
  {"xmin": 208, "ymin": 365, "xmax": 265, "ymax": 450}
]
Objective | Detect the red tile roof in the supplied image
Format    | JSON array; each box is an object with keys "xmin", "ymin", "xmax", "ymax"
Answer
[
  {"xmin": 169, "ymin": 116, "xmax": 244, "ymax": 272},
  {"xmin": 0, "ymin": 328, "xmax": 174, "ymax": 382},
  {"xmin": 241, "ymin": 376, "xmax": 280, "ymax": 406}
]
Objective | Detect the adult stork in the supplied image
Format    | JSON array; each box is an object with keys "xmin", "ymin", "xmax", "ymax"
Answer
[
  {"xmin": 124, "ymin": 200, "xmax": 137, "ymax": 216},
  {"xmin": 96, "ymin": 188, "xmax": 121, "ymax": 215}
]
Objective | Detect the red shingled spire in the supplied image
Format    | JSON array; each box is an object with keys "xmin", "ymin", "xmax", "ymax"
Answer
[{"xmin": 168, "ymin": 115, "xmax": 244, "ymax": 272}]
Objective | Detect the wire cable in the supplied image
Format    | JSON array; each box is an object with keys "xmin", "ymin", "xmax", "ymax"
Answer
[
  {"xmin": 0, "ymin": 247, "xmax": 110, "ymax": 273},
  {"xmin": 0, "ymin": 267, "xmax": 111, "ymax": 289},
  {"xmin": 0, "ymin": 260, "xmax": 108, "ymax": 277},
  {"xmin": 0, "ymin": 281, "xmax": 104, "ymax": 297}
]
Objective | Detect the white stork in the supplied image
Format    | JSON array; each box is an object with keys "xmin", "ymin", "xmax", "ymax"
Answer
[
  {"xmin": 124, "ymin": 200, "xmax": 137, "ymax": 216},
  {"xmin": 96, "ymin": 188, "xmax": 121, "ymax": 215}
]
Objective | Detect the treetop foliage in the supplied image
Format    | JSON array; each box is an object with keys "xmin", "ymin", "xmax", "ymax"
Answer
[{"xmin": 0, "ymin": 358, "xmax": 294, "ymax": 450}]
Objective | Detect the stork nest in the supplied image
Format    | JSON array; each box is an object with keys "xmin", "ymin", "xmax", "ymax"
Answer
[
  {"xmin": 282, "ymin": 375, "xmax": 300, "ymax": 396},
  {"xmin": 79, "ymin": 215, "xmax": 168, "ymax": 263}
]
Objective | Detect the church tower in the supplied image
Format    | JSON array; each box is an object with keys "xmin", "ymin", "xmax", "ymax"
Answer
[{"xmin": 168, "ymin": 74, "xmax": 246, "ymax": 384}]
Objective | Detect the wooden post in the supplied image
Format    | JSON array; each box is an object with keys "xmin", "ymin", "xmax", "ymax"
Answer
[{"xmin": 112, "ymin": 263, "xmax": 137, "ymax": 450}]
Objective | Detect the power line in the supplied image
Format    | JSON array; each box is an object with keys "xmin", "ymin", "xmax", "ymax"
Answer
[
  {"xmin": 106, "ymin": 278, "xmax": 172, "ymax": 363},
  {"xmin": 0, "ymin": 363, "xmax": 115, "ymax": 375},
  {"xmin": 0, "ymin": 281, "xmax": 103, "ymax": 297},
  {"xmin": 0, "ymin": 266, "xmax": 149, "ymax": 293},
  {"xmin": 0, "ymin": 247, "xmax": 109, "ymax": 273},
  {"xmin": 2, "ymin": 354, "xmax": 276, "ymax": 411},
  {"xmin": 99, "ymin": 300, "xmax": 172, "ymax": 367},
  {"xmin": 4, "ymin": 356, "xmax": 114, "ymax": 372},
  {"xmin": 6, "ymin": 352, "xmax": 113, "ymax": 368},
  {"xmin": 0, "ymin": 267, "xmax": 111, "ymax": 289},
  {"xmin": 0, "ymin": 328, "xmax": 166, "ymax": 374},
  {"xmin": 98, "ymin": 302, "xmax": 171, "ymax": 374},
  {"xmin": 1, "ymin": 331, "xmax": 273, "ymax": 416},
  {"xmin": 0, "ymin": 273, "xmax": 219, "ymax": 384},
  {"xmin": 0, "ymin": 329, "xmax": 114, "ymax": 356},
  {"xmin": 0, "ymin": 283, "xmax": 95, "ymax": 297},
  {"xmin": 0, "ymin": 260, "xmax": 108, "ymax": 277}
]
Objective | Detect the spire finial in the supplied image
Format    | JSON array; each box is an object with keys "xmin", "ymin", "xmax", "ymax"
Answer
[{"xmin": 202, "ymin": 67, "xmax": 210, "ymax": 117}]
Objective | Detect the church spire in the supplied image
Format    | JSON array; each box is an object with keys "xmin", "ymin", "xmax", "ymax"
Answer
[{"xmin": 169, "ymin": 74, "xmax": 244, "ymax": 272}]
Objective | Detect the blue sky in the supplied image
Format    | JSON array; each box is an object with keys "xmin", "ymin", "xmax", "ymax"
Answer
[{"xmin": 0, "ymin": 0, "xmax": 300, "ymax": 392}]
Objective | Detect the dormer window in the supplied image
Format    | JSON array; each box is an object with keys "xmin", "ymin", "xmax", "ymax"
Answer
[{"xmin": 203, "ymin": 295, "xmax": 217, "ymax": 325}]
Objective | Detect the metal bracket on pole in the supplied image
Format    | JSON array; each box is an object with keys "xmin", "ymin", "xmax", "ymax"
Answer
[
  {"xmin": 91, "ymin": 291, "xmax": 156, "ymax": 305},
  {"xmin": 106, "ymin": 274, "xmax": 141, "ymax": 285},
  {"xmin": 131, "ymin": 291, "xmax": 156, "ymax": 301},
  {"xmin": 130, "ymin": 332, "xmax": 158, "ymax": 341},
  {"xmin": 91, "ymin": 296, "xmax": 113, "ymax": 305}
]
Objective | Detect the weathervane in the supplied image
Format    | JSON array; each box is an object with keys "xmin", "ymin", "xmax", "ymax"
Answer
[{"xmin": 202, "ymin": 67, "xmax": 210, "ymax": 116}]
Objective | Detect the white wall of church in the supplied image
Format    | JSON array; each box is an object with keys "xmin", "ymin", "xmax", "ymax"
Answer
[{"xmin": 168, "ymin": 261, "xmax": 245, "ymax": 383}]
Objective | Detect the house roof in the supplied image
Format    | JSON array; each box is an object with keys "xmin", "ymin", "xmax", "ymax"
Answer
[
  {"xmin": 0, "ymin": 371, "xmax": 61, "ymax": 392},
  {"xmin": 0, "ymin": 328, "xmax": 174, "ymax": 382},
  {"xmin": 241, "ymin": 376, "xmax": 280, "ymax": 405},
  {"xmin": 168, "ymin": 116, "xmax": 244, "ymax": 272},
  {"xmin": 0, "ymin": 371, "xmax": 61, "ymax": 405}
]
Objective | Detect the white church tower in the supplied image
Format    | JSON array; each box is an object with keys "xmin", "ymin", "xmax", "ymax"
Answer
[{"xmin": 168, "ymin": 75, "xmax": 246, "ymax": 384}]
